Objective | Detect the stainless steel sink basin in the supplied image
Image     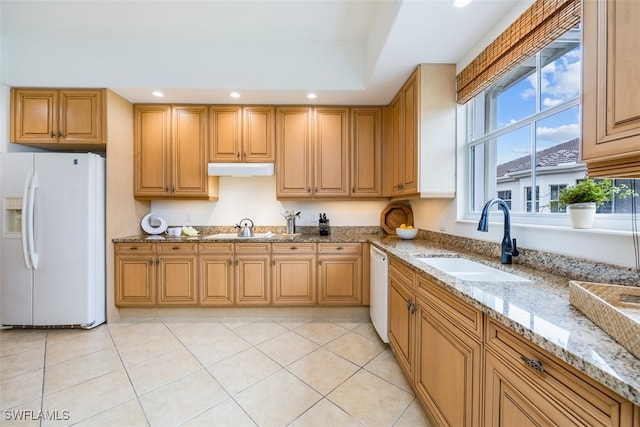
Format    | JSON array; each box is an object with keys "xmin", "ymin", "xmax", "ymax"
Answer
[
  {"xmin": 203, "ymin": 232, "xmax": 274, "ymax": 239},
  {"xmin": 414, "ymin": 256, "xmax": 530, "ymax": 282}
]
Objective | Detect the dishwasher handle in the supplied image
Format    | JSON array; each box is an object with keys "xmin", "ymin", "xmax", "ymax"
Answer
[{"xmin": 370, "ymin": 246, "xmax": 387, "ymax": 262}]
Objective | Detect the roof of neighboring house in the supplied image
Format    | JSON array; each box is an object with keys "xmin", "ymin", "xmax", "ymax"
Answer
[{"xmin": 497, "ymin": 138, "xmax": 579, "ymax": 177}]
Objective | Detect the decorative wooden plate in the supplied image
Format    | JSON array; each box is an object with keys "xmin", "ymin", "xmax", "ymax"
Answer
[{"xmin": 380, "ymin": 203, "xmax": 413, "ymax": 234}]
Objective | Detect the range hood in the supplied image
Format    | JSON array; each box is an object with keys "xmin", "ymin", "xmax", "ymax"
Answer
[{"xmin": 207, "ymin": 162, "xmax": 274, "ymax": 177}]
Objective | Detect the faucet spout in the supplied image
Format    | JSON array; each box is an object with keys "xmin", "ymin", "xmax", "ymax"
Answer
[{"xmin": 477, "ymin": 198, "xmax": 519, "ymax": 264}]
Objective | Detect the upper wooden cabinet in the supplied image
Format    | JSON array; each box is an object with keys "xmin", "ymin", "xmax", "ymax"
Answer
[
  {"xmin": 10, "ymin": 88, "xmax": 106, "ymax": 150},
  {"xmin": 276, "ymin": 107, "xmax": 314, "ymax": 197},
  {"xmin": 209, "ymin": 105, "xmax": 275, "ymax": 163},
  {"xmin": 582, "ymin": 0, "xmax": 640, "ymax": 177},
  {"xmin": 276, "ymin": 106, "xmax": 366, "ymax": 199},
  {"xmin": 384, "ymin": 64, "xmax": 456, "ymax": 199},
  {"xmin": 134, "ymin": 104, "xmax": 218, "ymax": 200},
  {"xmin": 351, "ymin": 108, "xmax": 383, "ymax": 197}
]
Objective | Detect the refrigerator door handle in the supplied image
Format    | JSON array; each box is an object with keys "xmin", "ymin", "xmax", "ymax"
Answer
[
  {"xmin": 21, "ymin": 173, "xmax": 34, "ymax": 270},
  {"xmin": 25, "ymin": 172, "xmax": 40, "ymax": 269}
]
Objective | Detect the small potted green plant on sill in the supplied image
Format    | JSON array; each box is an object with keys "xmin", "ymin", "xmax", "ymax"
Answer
[{"xmin": 555, "ymin": 178, "xmax": 635, "ymax": 228}]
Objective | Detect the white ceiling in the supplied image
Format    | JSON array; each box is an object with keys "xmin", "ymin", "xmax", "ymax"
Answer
[{"xmin": 0, "ymin": 0, "xmax": 529, "ymax": 105}]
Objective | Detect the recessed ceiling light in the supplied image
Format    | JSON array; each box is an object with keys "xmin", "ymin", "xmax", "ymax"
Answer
[
  {"xmin": 307, "ymin": 93, "xmax": 317, "ymax": 100},
  {"xmin": 230, "ymin": 92, "xmax": 241, "ymax": 99},
  {"xmin": 152, "ymin": 91, "xmax": 164, "ymax": 98},
  {"xmin": 454, "ymin": 0, "xmax": 472, "ymax": 7}
]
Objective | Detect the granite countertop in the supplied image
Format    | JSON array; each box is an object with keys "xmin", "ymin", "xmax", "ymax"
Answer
[
  {"xmin": 113, "ymin": 231, "xmax": 640, "ymax": 405},
  {"xmin": 368, "ymin": 235, "xmax": 640, "ymax": 407}
]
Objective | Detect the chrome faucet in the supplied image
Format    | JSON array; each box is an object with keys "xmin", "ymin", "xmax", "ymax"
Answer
[{"xmin": 477, "ymin": 198, "xmax": 519, "ymax": 264}]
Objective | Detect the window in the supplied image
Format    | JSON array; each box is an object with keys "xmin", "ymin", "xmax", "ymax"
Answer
[
  {"xmin": 548, "ymin": 184, "xmax": 567, "ymax": 213},
  {"xmin": 467, "ymin": 26, "xmax": 640, "ymax": 223},
  {"xmin": 497, "ymin": 190, "xmax": 512, "ymax": 209},
  {"xmin": 524, "ymin": 186, "xmax": 540, "ymax": 213}
]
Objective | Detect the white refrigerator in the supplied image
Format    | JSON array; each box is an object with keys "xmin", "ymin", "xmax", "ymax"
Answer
[{"xmin": 0, "ymin": 152, "xmax": 105, "ymax": 328}]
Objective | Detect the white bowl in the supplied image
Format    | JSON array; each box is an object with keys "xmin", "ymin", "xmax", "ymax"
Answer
[{"xmin": 396, "ymin": 227, "xmax": 418, "ymax": 239}]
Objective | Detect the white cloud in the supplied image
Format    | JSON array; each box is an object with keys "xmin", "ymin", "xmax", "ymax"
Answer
[
  {"xmin": 521, "ymin": 47, "xmax": 581, "ymax": 104},
  {"xmin": 536, "ymin": 123, "xmax": 580, "ymax": 143}
]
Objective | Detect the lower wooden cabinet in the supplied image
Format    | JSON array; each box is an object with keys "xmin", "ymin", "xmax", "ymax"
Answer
[
  {"xmin": 414, "ymin": 276, "xmax": 482, "ymax": 427},
  {"xmin": 484, "ymin": 319, "xmax": 637, "ymax": 427},
  {"xmin": 318, "ymin": 243, "xmax": 363, "ymax": 305},
  {"xmin": 272, "ymin": 243, "xmax": 317, "ymax": 305},
  {"xmin": 115, "ymin": 243, "xmax": 157, "ymax": 306},
  {"xmin": 157, "ymin": 243, "xmax": 198, "ymax": 305},
  {"xmin": 388, "ymin": 258, "xmax": 415, "ymax": 378},
  {"xmin": 386, "ymin": 254, "xmax": 639, "ymax": 427},
  {"xmin": 198, "ymin": 243, "xmax": 235, "ymax": 305},
  {"xmin": 115, "ymin": 242, "xmax": 198, "ymax": 306},
  {"xmin": 235, "ymin": 242, "xmax": 271, "ymax": 305},
  {"xmin": 115, "ymin": 240, "xmax": 365, "ymax": 308}
]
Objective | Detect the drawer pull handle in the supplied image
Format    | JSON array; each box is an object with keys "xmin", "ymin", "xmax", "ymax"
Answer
[
  {"xmin": 336, "ymin": 246, "xmax": 344, "ymax": 250},
  {"xmin": 520, "ymin": 356, "xmax": 545, "ymax": 373},
  {"xmin": 290, "ymin": 246, "xmax": 298, "ymax": 250},
  {"xmin": 172, "ymin": 246, "xmax": 180, "ymax": 250},
  {"xmin": 129, "ymin": 246, "xmax": 138, "ymax": 250}
]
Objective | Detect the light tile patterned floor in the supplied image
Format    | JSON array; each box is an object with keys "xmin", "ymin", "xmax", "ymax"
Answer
[{"xmin": 0, "ymin": 318, "xmax": 432, "ymax": 426}]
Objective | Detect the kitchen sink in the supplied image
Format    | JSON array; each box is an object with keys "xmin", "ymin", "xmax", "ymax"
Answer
[
  {"xmin": 203, "ymin": 232, "xmax": 274, "ymax": 239},
  {"xmin": 414, "ymin": 256, "xmax": 530, "ymax": 282}
]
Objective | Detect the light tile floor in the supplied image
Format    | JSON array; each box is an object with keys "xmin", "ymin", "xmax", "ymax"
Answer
[{"xmin": 0, "ymin": 318, "xmax": 432, "ymax": 426}]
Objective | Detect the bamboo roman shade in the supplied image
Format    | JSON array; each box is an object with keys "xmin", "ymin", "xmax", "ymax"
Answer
[{"xmin": 456, "ymin": 0, "xmax": 581, "ymax": 104}]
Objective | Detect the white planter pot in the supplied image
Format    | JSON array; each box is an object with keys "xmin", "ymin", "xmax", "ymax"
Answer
[{"xmin": 567, "ymin": 202, "xmax": 596, "ymax": 229}]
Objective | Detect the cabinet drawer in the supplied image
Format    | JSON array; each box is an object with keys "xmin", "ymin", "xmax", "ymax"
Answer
[
  {"xmin": 115, "ymin": 243, "xmax": 155, "ymax": 254},
  {"xmin": 235, "ymin": 242, "xmax": 271, "ymax": 254},
  {"xmin": 389, "ymin": 257, "xmax": 415, "ymax": 289},
  {"xmin": 272, "ymin": 242, "xmax": 316, "ymax": 253},
  {"xmin": 417, "ymin": 275, "xmax": 482, "ymax": 340},
  {"xmin": 317, "ymin": 243, "xmax": 361, "ymax": 254},
  {"xmin": 485, "ymin": 319, "xmax": 635, "ymax": 426},
  {"xmin": 199, "ymin": 242, "xmax": 234, "ymax": 254},
  {"xmin": 156, "ymin": 242, "xmax": 198, "ymax": 253}
]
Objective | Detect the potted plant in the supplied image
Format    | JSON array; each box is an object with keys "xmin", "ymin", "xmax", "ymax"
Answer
[{"xmin": 556, "ymin": 178, "xmax": 635, "ymax": 228}]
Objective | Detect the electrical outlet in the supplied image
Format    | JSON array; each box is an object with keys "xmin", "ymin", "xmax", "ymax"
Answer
[
  {"xmin": 185, "ymin": 214, "xmax": 192, "ymax": 225},
  {"xmin": 309, "ymin": 212, "xmax": 319, "ymax": 223},
  {"xmin": 440, "ymin": 224, "xmax": 447, "ymax": 232}
]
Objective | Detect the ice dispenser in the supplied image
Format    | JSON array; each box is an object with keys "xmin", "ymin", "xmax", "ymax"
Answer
[{"xmin": 3, "ymin": 197, "xmax": 22, "ymax": 235}]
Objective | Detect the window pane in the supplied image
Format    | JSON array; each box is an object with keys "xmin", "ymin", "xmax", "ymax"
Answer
[
  {"xmin": 495, "ymin": 126, "xmax": 531, "ymax": 214},
  {"xmin": 534, "ymin": 106, "xmax": 585, "ymax": 212},
  {"xmin": 540, "ymin": 33, "xmax": 581, "ymax": 111},
  {"xmin": 487, "ymin": 60, "xmax": 536, "ymax": 132}
]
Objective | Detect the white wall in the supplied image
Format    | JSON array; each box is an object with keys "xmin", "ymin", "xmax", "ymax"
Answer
[{"xmin": 150, "ymin": 176, "xmax": 390, "ymax": 228}]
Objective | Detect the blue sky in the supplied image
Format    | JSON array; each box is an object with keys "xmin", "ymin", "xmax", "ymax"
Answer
[{"xmin": 494, "ymin": 46, "xmax": 581, "ymax": 165}]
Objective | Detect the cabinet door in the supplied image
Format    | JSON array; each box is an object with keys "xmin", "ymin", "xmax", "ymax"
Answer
[
  {"xmin": 209, "ymin": 106, "xmax": 242, "ymax": 162},
  {"xmin": 401, "ymin": 72, "xmax": 419, "ymax": 194},
  {"xmin": 134, "ymin": 105, "xmax": 172, "ymax": 198},
  {"xmin": 10, "ymin": 89, "xmax": 58, "ymax": 143},
  {"xmin": 415, "ymin": 295, "xmax": 482, "ymax": 427},
  {"xmin": 388, "ymin": 269, "xmax": 414, "ymax": 377},
  {"xmin": 389, "ymin": 93, "xmax": 404, "ymax": 196},
  {"xmin": 582, "ymin": 0, "xmax": 640, "ymax": 177},
  {"xmin": 318, "ymin": 254, "xmax": 362, "ymax": 305},
  {"xmin": 199, "ymin": 254, "xmax": 234, "ymax": 305},
  {"xmin": 244, "ymin": 106, "xmax": 275, "ymax": 162},
  {"xmin": 172, "ymin": 105, "xmax": 209, "ymax": 197},
  {"xmin": 199, "ymin": 243, "xmax": 235, "ymax": 305},
  {"xmin": 351, "ymin": 108, "xmax": 382, "ymax": 197},
  {"xmin": 236, "ymin": 254, "xmax": 271, "ymax": 305},
  {"xmin": 59, "ymin": 90, "xmax": 104, "ymax": 144},
  {"xmin": 314, "ymin": 107, "xmax": 349, "ymax": 197},
  {"xmin": 157, "ymin": 254, "xmax": 198, "ymax": 305},
  {"xmin": 276, "ymin": 107, "xmax": 313, "ymax": 198},
  {"xmin": 272, "ymin": 254, "xmax": 317, "ymax": 305},
  {"xmin": 115, "ymin": 245, "xmax": 156, "ymax": 306}
]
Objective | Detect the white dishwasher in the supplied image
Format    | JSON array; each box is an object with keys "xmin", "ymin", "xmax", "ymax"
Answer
[{"xmin": 369, "ymin": 245, "xmax": 389, "ymax": 343}]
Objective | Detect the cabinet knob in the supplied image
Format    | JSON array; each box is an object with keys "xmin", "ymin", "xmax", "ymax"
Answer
[
  {"xmin": 318, "ymin": 260, "xmax": 323, "ymax": 266},
  {"xmin": 272, "ymin": 260, "xmax": 276, "ymax": 266},
  {"xmin": 307, "ymin": 187, "xmax": 311, "ymax": 193},
  {"xmin": 58, "ymin": 131, "xmax": 63, "ymax": 138},
  {"xmin": 520, "ymin": 356, "xmax": 545, "ymax": 373},
  {"xmin": 236, "ymin": 152, "xmax": 240, "ymax": 158},
  {"xmin": 50, "ymin": 131, "xmax": 55, "ymax": 138},
  {"xmin": 228, "ymin": 259, "xmax": 232, "ymax": 265}
]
